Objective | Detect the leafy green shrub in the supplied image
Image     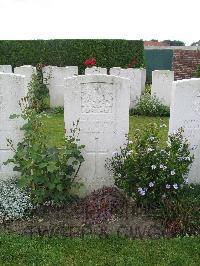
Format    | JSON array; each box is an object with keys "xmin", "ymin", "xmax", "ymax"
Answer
[
  {"xmin": 0, "ymin": 39, "xmax": 144, "ymax": 74},
  {"xmin": 0, "ymin": 178, "xmax": 32, "ymax": 221},
  {"xmin": 131, "ymin": 93, "xmax": 170, "ymax": 117},
  {"xmin": 5, "ymin": 99, "xmax": 84, "ymax": 206},
  {"xmin": 28, "ymin": 64, "xmax": 49, "ymax": 112},
  {"xmin": 195, "ymin": 64, "xmax": 200, "ymax": 78},
  {"xmin": 144, "ymin": 84, "xmax": 151, "ymax": 94},
  {"xmin": 49, "ymin": 106, "xmax": 64, "ymax": 114},
  {"xmin": 106, "ymin": 124, "xmax": 193, "ymax": 208}
]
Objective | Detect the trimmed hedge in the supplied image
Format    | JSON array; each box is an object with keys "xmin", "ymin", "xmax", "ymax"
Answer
[{"xmin": 0, "ymin": 39, "xmax": 144, "ymax": 73}]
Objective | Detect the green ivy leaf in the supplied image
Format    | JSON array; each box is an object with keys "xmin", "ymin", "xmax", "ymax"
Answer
[
  {"xmin": 47, "ymin": 162, "xmax": 58, "ymax": 173},
  {"xmin": 9, "ymin": 114, "xmax": 20, "ymax": 119}
]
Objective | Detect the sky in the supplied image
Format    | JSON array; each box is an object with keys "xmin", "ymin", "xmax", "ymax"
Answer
[{"xmin": 0, "ymin": 0, "xmax": 199, "ymax": 45}]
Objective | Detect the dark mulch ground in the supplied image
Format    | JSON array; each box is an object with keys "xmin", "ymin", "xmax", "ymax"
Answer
[{"xmin": 0, "ymin": 187, "xmax": 164, "ymax": 239}]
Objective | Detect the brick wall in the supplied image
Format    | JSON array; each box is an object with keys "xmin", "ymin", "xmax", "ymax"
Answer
[{"xmin": 172, "ymin": 49, "xmax": 200, "ymax": 80}]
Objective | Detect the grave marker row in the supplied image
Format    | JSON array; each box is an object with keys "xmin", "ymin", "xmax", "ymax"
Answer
[
  {"xmin": 1, "ymin": 70, "xmax": 200, "ymax": 193},
  {"xmin": 0, "ymin": 65, "xmax": 147, "ymax": 109}
]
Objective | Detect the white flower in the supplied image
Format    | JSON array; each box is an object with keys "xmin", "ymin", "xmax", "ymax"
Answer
[
  {"xmin": 128, "ymin": 140, "xmax": 133, "ymax": 144},
  {"xmin": 0, "ymin": 179, "xmax": 33, "ymax": 220},
  {"xmin": 148, "ymin": 136, "xmax": 155, "ymax": 141},
  {"xmin": 166, "ymin": 184, "xmax": 171, "ymax": 189},
  {"xmin": 151, "ymin": 165, "xmax": 156, "ymax": 170},
  {"xmin": 159, "ymin": 164, "xmax": 167, "ymax": 170},
  {"xmin": 171, "ymin": 170, "xmax": 175, "ymax": 176},
  {"xmin": 147, "ymin": 148, "xmax": 154, "ymax": 152},
  {"xmin": 160, "ymin": 124, "xmax": 167, "ymax": 128},
  {"xmin": 127, "ymin": 150, "xmax": 133, "ymax": 156},
  {"xmin": 173, "ymin": 183, "xmax": 178, "ymax": 190},
  {"xmin": 118, "ymin": 173, "xmax": 121, "ymax": 178},
  {"xmin": 149, "ymin": 182, "xmax": 155, "ymax": 187}
]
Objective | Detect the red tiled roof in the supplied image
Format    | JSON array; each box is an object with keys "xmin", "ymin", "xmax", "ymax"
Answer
[{"xmin": 144, "ymin": 41, "xmax": 168, "ymax": 47}]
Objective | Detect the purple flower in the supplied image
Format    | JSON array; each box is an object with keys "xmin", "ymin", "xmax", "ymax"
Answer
[{"xmin": 137, "ymin": 187, "xmax": 146, "ymax": 196}]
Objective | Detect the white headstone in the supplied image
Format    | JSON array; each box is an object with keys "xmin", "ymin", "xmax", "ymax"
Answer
[
  {"xmin": 0, "ymin": 65, "xmax": 12, "ymax": 73},
  {"xmin": 43, "ymin": 66, "xmax": 78, "ymax": 107},
  {"xmin": 151, "ymin": 70, "xmax": 174, "ymax": 106},
  {"xmin": 64, "ymin": 74, "xmax": 130, "ymax": 195},
  {"xmin": 110, "ymin": 67, "xmax": 143, "ymax": 109},
  {"xmin": 85, "ymin": 67, "xmax": 107, "ymax": 75},
  {"xmin": 14, "ymin": 65, "xmax": 37, "ymax": 94},
  {"xmin": 141, "ymin": 68, "xmax": 146, "ymax": 93},
  {"xmin": 169, "ymin": 78, "xmax": 200, "ymax": 183},
  {"xmin": 0, "ymin": 73, "xmax": 26, "ymax": 179},
  {"xmin": 109, "ymin": 67, "xmax": 121, "ymax": 76}
]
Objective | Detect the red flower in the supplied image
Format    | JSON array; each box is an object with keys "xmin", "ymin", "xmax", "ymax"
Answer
[
  {"xmin": 84, "ymin": 58, "xmax": 96, "ymax": 67},
  {"xmin": 128, "ymin": 58, "xmax": 137, "ymax": 68},
  {"xmin": 36, "ymin": 63, "xmax": 46, "ymax": 70}
]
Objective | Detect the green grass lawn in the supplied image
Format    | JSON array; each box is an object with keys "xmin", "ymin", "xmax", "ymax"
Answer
[
  {"xmin": 0, "ymin": 233, "xmax": 200, "ymax": 266},
  {"xmin": 42, "ymin": 114, "xmax": 169, "ymax": 147}
]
